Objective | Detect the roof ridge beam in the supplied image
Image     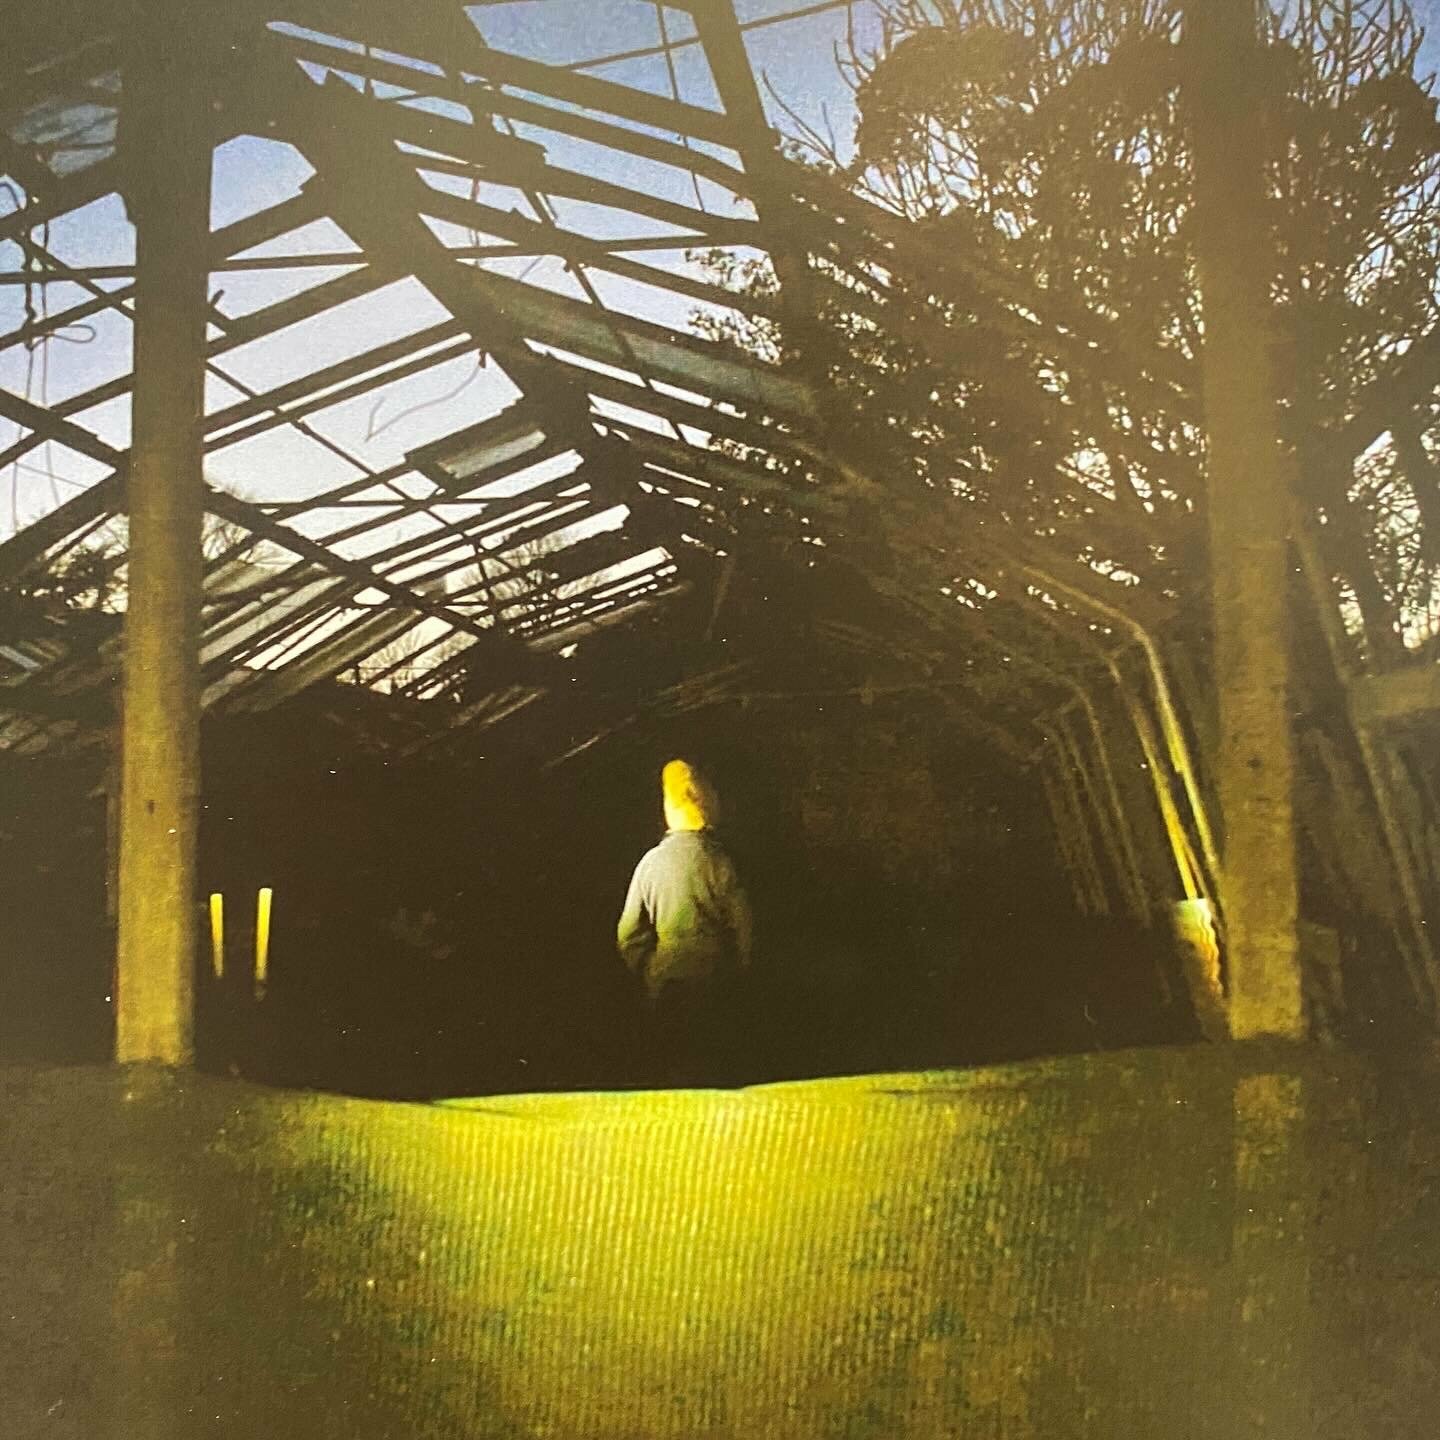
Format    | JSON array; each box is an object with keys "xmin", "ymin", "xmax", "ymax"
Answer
[
  {"xmin": 272, "ymin": 18, "xmax": 735, "ymax": 147},
  {"xmin": 274, "ymin": 28, "xmax": 748, "ymax": 189}
]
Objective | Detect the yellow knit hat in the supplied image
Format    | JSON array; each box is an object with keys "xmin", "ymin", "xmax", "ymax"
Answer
[{"xmin": 662, "ymin": 759, "xmax": 717, "ymax": 830}]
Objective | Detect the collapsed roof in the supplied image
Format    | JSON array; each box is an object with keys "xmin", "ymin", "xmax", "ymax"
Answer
[
  {"xmin": 0, "ymin": 3, "xmax": 860, "ymax": 751},
  {"xmin": 0, "ymin": 0, "xmax": 1203, "ymax": 763},
  {"xmin": 2, "ymin": 2, "xmax": 1437, "ymax": 992}
]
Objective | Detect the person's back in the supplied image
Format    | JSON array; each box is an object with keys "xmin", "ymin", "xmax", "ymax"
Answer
[
  {"xmin": 616, "ymin": 760, "xmax": 752, "ymax": 1083},
  {"xmin": 618, "ymin": 827, "xmax": 750, "ymax": 997}
]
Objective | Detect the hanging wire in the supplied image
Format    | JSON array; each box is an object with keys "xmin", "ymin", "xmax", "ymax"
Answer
[
  {"xmin": 654, "ymin": 2, "xmax": 710, "ymax": 215},
  {"xmin": 565, "ymin": 0, "xmax": 863, "ymax": 75},
  {"xmin": 1, "ymin": 179, "xmax": 26, "ymax": 535},
  {"xmin": 7, "ymin": 227, "xmax": 105, "ymax": 529},
  {"xmin": 364, "ymin": 354, "xmax": 486, "ymax": 441},
  {"xmin": 356, "ymin": 36, "xmax": 490, "ymax": 446},
  {"xmin": 39, "ymin": 266, "xmax": 59, "ymax": 511},
  {"xmin": 21, "ymin": 189, "xmax": 40, "ymax": 352},
  {"xmin": 10, "ymin": 322, "xmax": 37, "ymax": 534}
]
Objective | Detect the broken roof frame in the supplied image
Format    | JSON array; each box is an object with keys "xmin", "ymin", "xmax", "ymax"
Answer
[
  {"xmin": 2, "ymin": 1, "xmax": 1437, "ymax": 1004},
  {"xmin": 0, "ymin": 2, "xmax": 1395, "ymax": 781},
  {"xmin": 0, "ymin": 0, "xmax": 1097, "ymax": 762},
  {"xmin": 0, "ymin": 5, "xmax": 794, "ymax": 739}
]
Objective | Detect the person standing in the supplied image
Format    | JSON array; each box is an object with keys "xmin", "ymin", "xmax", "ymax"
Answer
[{"xmin": 616, "ymin": 759, "xmax": 752, "ymax": 1085}]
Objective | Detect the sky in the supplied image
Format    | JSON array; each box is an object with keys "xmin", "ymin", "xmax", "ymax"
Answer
[
  {"xmin": 3, "ymin": 0, "xmax": 1440, "ymax": 551},
  {"xmin": 1413, "ymin": 0, "xmax": 1440, "ymax": 76},
  {"xmin": 0, "ymin": 0, "xmax": 881, "ymax": 561},
  {"xmin": 470, "ymin": 0, "xmax": 880, "ymax": 137}
]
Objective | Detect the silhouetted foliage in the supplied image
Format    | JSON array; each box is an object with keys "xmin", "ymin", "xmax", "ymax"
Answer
[{"xmin": 703, "ymin": 0, "xmax": 1440, "ymax": 662}]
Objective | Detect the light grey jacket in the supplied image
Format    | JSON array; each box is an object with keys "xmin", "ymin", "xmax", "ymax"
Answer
[{"xmin": 617, "ymin": 830, "xmax": 752, "ymax": 998}]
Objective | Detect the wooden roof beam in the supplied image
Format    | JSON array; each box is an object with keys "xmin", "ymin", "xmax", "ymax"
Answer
[
  {"xmin": 1349, "ymin": 663, "xmax": 1440, "ymax": 728},
  {"xmin": 273, "ymin": 28, "xmax": 748, "ymax": 189},
  {"xmin": 0, "ymin": 384, "xmax": 532, "ymax": 664}
]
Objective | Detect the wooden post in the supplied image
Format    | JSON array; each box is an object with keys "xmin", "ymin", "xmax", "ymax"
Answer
[
  {"xmin": 114, "ymin": 24, "xmax": 213, "ymax": 1065},
  {"xmin": 1185, "ymin": 0, "xmax": 1305, "ymax": 1040}
]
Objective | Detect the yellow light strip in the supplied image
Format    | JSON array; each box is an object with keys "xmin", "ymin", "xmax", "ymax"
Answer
[
  {"xmin": 208, "ymin": 892, "xmax": 225, "ymax": 980},
  {"xmin": 255, "ymin": 887, "xmax": 273, "ymax": 999}
]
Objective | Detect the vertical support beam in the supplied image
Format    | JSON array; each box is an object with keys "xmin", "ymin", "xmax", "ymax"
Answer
[
  {"xmin": 1055, "ymin": 716, "xmax": 1119, "ymax": 917},
  {"xmin": 1185, "ymin": 0, "xmax": 1305, "ymax": 1040},
  {"xmin": 690, "ymin": 4, "xmax": 848, "ymax": 442},
  {"xmin": 1188, "ymin": 23, "xmax": 1313, "ymax": 1432},
  {"xmin": 1230, "ymin": 1066, "xmax": 1313, "ymax": 1437},
  {"xmin": 1293, "ymin": 512, "xmax": 1439, "ymax": 1008},
  {"xmin": 114, "ymin": 26, "xmax": 213, "ymax": 1065}
]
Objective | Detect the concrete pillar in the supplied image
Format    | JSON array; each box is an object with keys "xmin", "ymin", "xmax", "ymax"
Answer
[
  {"xmin": 114, "ymin": 26, "xmax": 213, "ymax": 1065},
  {"xmin": 1185, "ymin": 23, "xmax": 1313, "ymax": 1436},
  {"xmin": 1185, "ymin": 0, "xmax": 1305, "ymax": 1040}
]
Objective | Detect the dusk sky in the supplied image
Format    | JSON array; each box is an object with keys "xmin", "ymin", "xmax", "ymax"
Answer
[
  {"xmin": 3, "ymin": 0, "xmax": 1439, "ymax": 546},
  {"xmin": 0, "ymin": 0, "xmax": 885, "ymax": 546}
]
